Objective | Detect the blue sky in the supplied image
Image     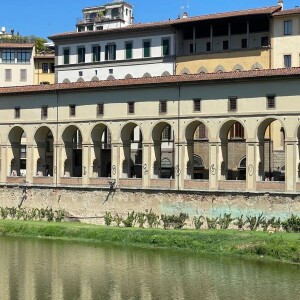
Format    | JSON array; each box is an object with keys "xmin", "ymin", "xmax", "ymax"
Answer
[{"xmin": 0, "ymin": 0, "xmax": 299, "ymax": 39}]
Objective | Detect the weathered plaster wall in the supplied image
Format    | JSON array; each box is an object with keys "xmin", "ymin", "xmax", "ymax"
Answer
[{"xmin": 0, "ymin": 186, "xmax": 299, "ymax": 226}]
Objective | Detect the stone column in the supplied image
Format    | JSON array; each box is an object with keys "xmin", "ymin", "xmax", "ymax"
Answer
[
  {"xmin": 209, "ymin": 141, "xmax": 219, "ymax": 190},
  {"xmin": 81, "ymin": 143, "xmax": 90, "ymax": 185},
  {"xmin": 1, "ymin": 146, "xmax": 7, "ymax": 182},
  {"xmin": 53, "ymin": 142, "xmax": 61, "ymax": 185},
  {"xmin": 26, "ymin": 144, "xmax": 34, "ymax": 184},
  {"xmin": 111, "ymin": 142, "xmax": 120, "ymax": 184},
  {"xmin": 142, "ymin": 142, "xmax": 151, "ymax": 188},
  {"xmin": 246, "ymin": 140, "xmax": 257, "ymax": 191},
  {"xmin": 121, "ymin": 141, "xmax": 131, "ymax": 178},
  {"xmin": 174, "ymin": 141, "xmax": 184, "ymax": 190},
  {"xmin": 285, "ymin": 138, "xmax": 297, "ymax": 192}
]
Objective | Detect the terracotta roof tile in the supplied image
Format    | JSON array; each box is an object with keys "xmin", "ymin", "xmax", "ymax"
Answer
[
  {"xmin": 49, "ymin": 6, "xmax": 281, "ymax": 40},
  {"xmin": 1, "ymin": 68, "xmax": 300, "ymax": 95},
  {"xmin": 0, "ymin": 43, "xmax": 34, "ymax": 49},
  {"xmin": 273, "ymin": 7, "xmax": 300, "ymax": 16}
]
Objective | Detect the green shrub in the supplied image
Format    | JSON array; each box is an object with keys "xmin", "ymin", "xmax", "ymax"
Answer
[
  {"xmin": 146, "ymin": 210, "xmax": 159, "ymax": 228},
  {"xmin": 137, "ymin": 213, "xmax": 146, "ymax": 228},
  {"xmin": 114, "ymin": 214, "xmax": 123, "ymax": 227},
  {"xmin": 161, "ymin": 213, "xmax": 189, "ymax": 230},
  {"xmin": 193, "ymin": 216, "xmax": 204, "ymax": 230},
  {"xmin": 104, "ymin": 212, "xmax": 113, "ymax": 226},
  {"xmin": 218, "ymin": 213, "xmax": 234, "ymax": 230},
  {"xmin": 206, "ymin": 217, "xmax": 218, "ymax": 229},
  {"xmin": 282, "ymin": 214, "xmax": 300, "ymax": 233},
  {"xmin": 122, "ymin": 211, "xmax": 136, "ymax": 227}
]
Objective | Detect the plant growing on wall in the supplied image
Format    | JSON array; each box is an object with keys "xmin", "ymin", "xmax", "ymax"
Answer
[
  {"xmin": 146, "ymin": 209, "xmax": 160, "ymax": 228},
  {"xmin": 206, "ymin": 217, "xmax": 218, "ymax": 229},
  {"xmin": 218, "ymin": 213, "xmax": 234, "ymax": 230},
  {"xmin": 137, "ymin": 213, "xmax": 146, "ymax": 228},
  {"xmin": 122, "ymin": 211, "xmax": 136, "ymax": 227},
  {"xmin": 104, "ymin": 212, "xmax": 113, "ymax": 226},
  {"xmin": 193, "ymin": 216, "xmax": 205, "ymax": 230}
]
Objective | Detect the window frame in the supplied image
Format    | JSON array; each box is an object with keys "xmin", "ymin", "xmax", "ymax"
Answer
[
  {"xmin": 20, "ymin": 69, "xmax": 27, "ymax": 82},
  {"xmin": 284, "ymin": 20, "xmax": 292, "ymax": 35},
  {"xmin": 77, "ymin": 46, "xmax": 86, "ymax": 63},
  {"xmin": 2, "ymin": 49, "xmax": 15, "ymax": 63},
  {"xmin": 105, "ymin": 44, "xmax": 116, "ymax": 61},
  {"xmin": 228, "ymin": 97, "xmax": 237, "ymax": 112},
  {"xmin": 266, "ymin": 95, "xmax": 276, "ymax": 110},
  {"xmin": 14, "ymin": 106, "xmax": 20, "ymax": 119},
  {"xmin": 92, "ymin": 45, "xmax": 101, "ymax": 62},
  {"xmin": 69, "ymin": 104, "xmax": 76, "ymax": 117},
  {"xmin": 41, "ymin": 105, "xmax": 48, "ymax": 119},
  {"xmin": 128, "ymin": 101, "xmax": 135, "ymax": 114},
  {"xmin": 125, "ymin": 41, "xmax": 133, "ymax": 60},
  {"xmin": 17, "ymin": 49, "xmax": 31, "ymax": 63},
  {"xmin": 193, "ymin": 98, "xmax": 201, "ymax": 112},
  {"xmin": 162, "ymin": 38, "xmax": 170, "ymax": 56},
  {"xmin": 97, "ymin": 103, "xmax": 104, "ymax": 116},
  {"xmin": 284, "ymin": 54, "xmax": 292, "ymax": 68},
  {"xmin": 63, "ymin": 48, "xmax": 70, "ymax": 65},
  {"xmin": 5, "ymin": 69, "xmax": 12, "ymax": 81},
  {"xmin": 159, "ymin": 100, "xmax": 167, "ymax": 114},
  {"xmin": 143, "ymin": 40, "xmax": 151, "ymax": 58},
  {"xmin": 42, "ymin": 63, "xmax": 48, "ymax": 73}
]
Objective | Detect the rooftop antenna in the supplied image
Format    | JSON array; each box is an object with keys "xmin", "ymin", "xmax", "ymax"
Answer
[{"xmin": 180, "ymin": 0, "xmax": 190, "ymax": 17}]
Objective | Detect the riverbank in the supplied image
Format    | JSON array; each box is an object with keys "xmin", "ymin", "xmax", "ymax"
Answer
[{"xmin": 0, "ymin": 220, "xmax": 299, "ymax": 264}]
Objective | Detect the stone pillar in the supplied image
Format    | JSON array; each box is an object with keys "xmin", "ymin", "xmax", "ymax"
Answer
[
  {"xmin": 26, "ymin": 144, "xmax": 34, "ymax": 184},
  {"xmin": 1, "ymin": 146, "xmax": 7, "ymax": 182},
  {"xmin": 246, "ymin": 140, "xmax": 257, "ymax": 191},
  {"xmin": 142, "ymin": 142, "xmax": 151, "ymax": 188},
  {"xmin": 121, "ymin": 141, "xmax": 131, "ymax": 178},
  {"xmin": 111, "ymin": 142, "xmax": 120, "ymax": 184},
  {"xmin": 174, "ymin": 142, "xmax": 184, "ymax": 190},
  {"xmin": 256, "ymin": 140, "xmax": 264, "ymax": 182},
  {"xmin": 209, "ymin": 142, "xmax": 219, "ymax": 190},
  {"xmin": 185, "ymin": 141, "xmax": 194, "ymax": 180},
  {"xmin": 81, "ymin": 143, "xmax": 90, "ymax": 185},
  {"xmin": 53, "ymin": 143, "xmax": 61, "ymax": 185},
  {"xmin": 285, "ymin": 139, "xmax": 297, "ymax": 192},
  {"xmin": 219, "ymin": 141, "xmax": 228, "ymax": 180}
]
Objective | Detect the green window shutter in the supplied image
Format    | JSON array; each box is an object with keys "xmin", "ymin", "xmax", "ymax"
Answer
[
  {"xmin": 144, "ymin": 41, "xmax": 150, "ymax": 57},
  {"xmin": 163, "ymin": 39, "xmax": 170, "ymax": 56},
  {"xmin": 105, "ymin": 45, "xmax": 108, "ymax": 60},
  {"xmin": 126, "ymin": 42, "xmax": 132, "ymax": 59}
]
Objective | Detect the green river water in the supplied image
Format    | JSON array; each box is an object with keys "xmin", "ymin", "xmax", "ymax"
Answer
[{"xmin": 0, "ymin": 236, "xmax": 299, "ymax": 300}]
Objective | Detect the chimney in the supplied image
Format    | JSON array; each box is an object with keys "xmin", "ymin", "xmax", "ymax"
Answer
[
  {"xmin": 278, "ymin": 0, "xmax": 283, "ymax": 9},
  {"xmin": 182, "ymin": 12, "xmax": 188, "ymax": 18}
]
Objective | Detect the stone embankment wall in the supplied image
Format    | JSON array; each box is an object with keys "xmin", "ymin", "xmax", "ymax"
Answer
[{"xmin": 0, "ymin": 186, "xmax": 299, "ymax": 225}]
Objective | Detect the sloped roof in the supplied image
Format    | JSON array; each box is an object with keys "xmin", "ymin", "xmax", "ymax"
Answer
[
  {"xmin": 1, "ymin": 67, "xmax": 300, "ymax": 95},
  {"xmin": 273, "ymin": 7, "xmax": 300, "ymax": 16},
  {"xmin": 0, "ymin": 43, "xmax": 34, "ymax": 49}
]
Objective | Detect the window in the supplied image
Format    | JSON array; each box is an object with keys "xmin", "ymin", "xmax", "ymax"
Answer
[
  {"xmin": 2, "ymin": 49, "xmax": 15, "ymax": 63},
  {"xmin": 125, "ymin": 42, "xmax": 133, "ymax": 59},
  {"xmin": 14, "ymin": 107, "xmax": 20, "ymax": 119},
  {"xmin": 92, "ymin": 45, "xmax": 101, "ymax": 62},
  {"xmin": 20, "ymin": 69, "xmax": 27, "ymax": 81},
  {"xmin": 77, "ymin": 26, "xmax": 85, "ymax": 32},
  {"xmin": 20, "ymin": 145, "xmax": 26, "ymax": 159},
  {"xmin": 41, "ymin": 106, "xmax": 48, "ymax": 119},
  {"xmin": 190, "ymin": 43, "xmax": 194, "ymax": 53},
  {"xmin": 97, "ymin": 103, "xmax": 104, "ymax": 116},
  {"xmin": 162, "ymin": 38, "xmax": 170, "ymax": 56},
  {"xmin": 17, "ymin": 50, "xmax": 31, "ymax": 63},
  {"xmin": 266, "ymin": 95, "xmax": 276, "ymax": 109},
  {"xmin": 228, "ymin": 97, "xmax": 237, "ymax": 112},
  {"xmin": 96, "ymin": 26, "xmax": 103, "ymax": 31},
  {"xmin": 63, "ymin": 48, "xmax": 70, "ymax": 64},
  {"xmin": 105, "ymin": 44, "xmax": 116, "ymax": 60},
  {"xmin": 284, "ymin": 20, "xmax": 292, "ymax": 35},
  {"xmin": 284, "ymin": 55, "xmax": 292, "ymax": 68},
  {"xmin": 193, "ymin": 99, "xmax": 201, "ymax": 112},
  {"xmin": 206, "ymin": 42, "xmax": 211, "ymax": 52},
  {"xmin": 223, "ymin": 40, "xmax": 229, "ymax": 50},
  {"xmin": 128, "ymin": 102, "xmax": 135, "ymax": 114},
  {"xmin": 162, "ymin": 125, "xmax": 172, "ymax": 140},
  {"xmin": 241, "ymin": 38, "xmax": 248, "ymax": 49},
  {"xmin": 79, "ymin": 71, "xmax": 83, "ymax": 77},
  {"xmin": 78, "ymin": 47, "xmax": 85, "ymax": 63},
  {"xmin": 50, "ymin": 63, "xmax": 55, "ymax": 73},
  {"xmin": 42, "ymin": 63, "xmax": 48, "ymax": 73},
  {"xmin": 143, "ymin": 40, "xmax": 151, "ymax": 58},
  {"xmin": 87, "ymin": 25, "xmax": 93, "ymax": 31},
  {"xmin": 159, "ymin": 100, "xmax": 167, "ymax": 114},
  {"xmin": 261, "ymin": 36, "xmax": 269, "ymax": 47},
  {"xmin": 69, "ymin": 104, "xmax": 76, "ymax": 116},
  {"xmin": 5, "ymin": 69, "xmax": 12, "ymax": 81},
  {"xmin": 229, "ymin": 123, "xmax": 244, "ymax": 139}
]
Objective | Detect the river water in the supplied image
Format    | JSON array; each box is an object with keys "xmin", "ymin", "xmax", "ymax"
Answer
[{"xmin": 0, "ymin": 236, "xmax": 299, "ymax": 300}]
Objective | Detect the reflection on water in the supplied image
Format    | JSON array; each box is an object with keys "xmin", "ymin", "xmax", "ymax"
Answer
[{"xmin": 0, "ymin": 236, "xmax": 300, "ymax": 300}]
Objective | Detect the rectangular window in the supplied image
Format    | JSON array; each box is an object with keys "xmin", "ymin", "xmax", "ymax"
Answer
[
  {"xmin": 87, "ymin": 25, "xmax": 93, "ymax": 31},
  {"xmin": 228, "ymin": 97, "xmax": 237, "ymax": 112},
  {"xmin": 128, "ymin": 102, "xmax": 135, "ymax": 114},
  {"xmin": 206, "ymin": 42, "xmax": 211, "ymax": 52},
  {"xmin": 105, "ymin": 44, "xmax": 116, "ymax": 60},
  {"xmin": 190, "ymin": 43, "xmax": 194, "ymax": 53},
  {"xmin": 20, "ymin": 69, "xmax": 27, "ymax": 81},
  {"xmin": 284, "ymin": 20, "xmax": 292, "ymax": 35},
  {"xmin": 63, "ymin": 48, "xmax": 70, "ymax": 64},
  {"xmin": 261, "ymin": 36, "xmax": 269, "ymax": 47},
  {"xmin": 20, "ymin": 145, "xmax": 26, "ymax": 159},
  {"xmin": 223, "ymin": 40, "xmax": 229, "ymax": 50},
  {"xmin": 284, "ymin": 55, "xmax": 292, "ymax": 68},
  {"xmin": 162, "ymin": 38, "xmax": 170, "ymax": 56},
  {"xmin": 69, "ymin": 104, "xmax": 76, "ymax": 116},
  {"xmin": 97, "ymin": 103, "xmax": 104, "ymax": 116},
  {"xmin": 42, "ymin": 63, "xmax": 48, "ymax": 73},
  {"xmin": 143, "ymin": 40, "xmax": 151, "ymax": 57},
  {"xmin": 17, "ymin": 50, "xmax": 31, "ymax": 63},
  {"xmin": 241, "ymin": 38, "xmax": 248, "ymax": 49},
  {"xmin": 50, "ymin": 63, "xmax": 55, "ymax": 73},
  {"xmin": 125, "ymin": 42, "xmax": 133, "ymax": 59},
  {"xmin": 14, "ymin": 107, "xmax": 20, "ymax": 119},
  {"xmin": 2, "ymin": 49, "xmax": 15, "ymax": 63},
  {"xmin": 41, "ymin": 106, "xmax": 48, "ymax": 119},
  {"xmin": 266, "ymin": 95, "xmax": 276, "ymax": 109},
  {"xmin": 159, "ymin": 100, "xmax": 167, "ymax": 114},
  {"xmin": 92, "ymin": 45, "xmax": 101, "ymax": 62},
  {"xmin": 78, "ymin": 47, "xmax": 85, "ymax": 63},
  {"xmin": 193, "ymin": 99, "xmax": 201, "ymax": 112},
  {"xmin": 5, "ymin": 69, "xmax": 12, "ymax": 81}
]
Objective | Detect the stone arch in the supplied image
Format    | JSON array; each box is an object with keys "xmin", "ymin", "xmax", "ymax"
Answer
[
  {"xmin": 107, "ymin": 75, "xmax": 115, "ymax": 80},
  {"xmin": 152, "ymin": 121, "xmax": 175, "ymax": 179},
  {"xmin": 214, "ymin": 65, "xmax": 226, "ymax": 73},
  {"xmin": 62, "ymin": 125, "xmax": 83, "ymax": 177},
  {"xmin": 8, "ymin": 126, "xmax": 27, "ymax": 177},
  {"xmin": 185, "ymin": 120, "xmax": 209, "ymax": 180},
  {"xmin": 62, "ymin": 78, "xmax": 70, "ymax": 84},
  {"xmin": 91, "ymin": 123, "xmax": 111, "ymax": 178},
  {"xmin": 143, "ymin": 73, "xmax": 151, "ymax": 78},
  {"xmin": 124, "ymin": 74, "xmax": 133, "ymax": 79},
  {"xmin": 77, "ymin": 77, "xmax": 85, "ymax": 83},
  {"xmin": 197, "ymin": 66, "xmax": 208, "ymax": 74},
  {"xmin": 34, "ymin": 126, "xmax": 54, "ymax": 177},
  {"xmin": 121, "ymin": 122, "xmax": 143, "ymax": 178},
  {"xmin": 251, "ymin": 62, "xmax": 263, "ymax": 70},
  {"xmin": 180, "ymin": 67, "xmax": 191, "ymax": 75},
  {"xmin": 233, "ymin": 64, "xmax": 244, "ymax": 72},
  {"xmin": 91, "ymin": 76, "xmax": 99, "ymax": 82},
  {"xmin": 161, "ymin": 71, "xmax": 171, "ymax": 77},
  {"xmin": 256, "ymin": 117, "xmax": 286, "ymax": 181},
  {"xmin": 218, "ymin": 119, "xmax": 247, "ymax": 181}
]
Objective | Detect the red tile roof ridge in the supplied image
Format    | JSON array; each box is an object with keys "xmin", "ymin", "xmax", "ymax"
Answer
[
  {"xmin": 273, "ymin": 7, "xmax": 300, "ymax": 16},
  {"xmin": 1, "ymin": 67, "xmax": 300, "ymax": 95},
  {"xmin": 0, "ymin": 43, "xmax": 34, "ymax": 48}
]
